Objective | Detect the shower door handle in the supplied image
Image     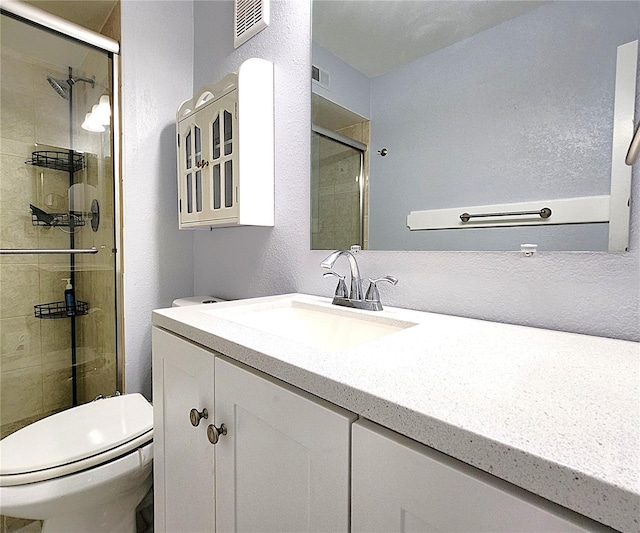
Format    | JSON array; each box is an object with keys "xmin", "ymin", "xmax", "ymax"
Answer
[{"xmin": 0, "ymin": 247, "xmax": 98, "ymax": 255}]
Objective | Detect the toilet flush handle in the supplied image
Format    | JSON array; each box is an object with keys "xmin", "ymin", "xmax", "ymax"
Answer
[
  {"xmin": 189, "ymin": 408, "xmax": 208, "ymax": 427},
  {"xmin": 207, "ymin": 423, "xmax": 227, "ymax": 445}
]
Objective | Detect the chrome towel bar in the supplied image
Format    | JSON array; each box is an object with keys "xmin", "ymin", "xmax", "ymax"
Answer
[
  {"xmin": 0, "ymin": 247, "xmax": 98, "ymax": 255},
  {"xmin": 460, "ymin": 208, "xmax": 552, "ymax": 223}
]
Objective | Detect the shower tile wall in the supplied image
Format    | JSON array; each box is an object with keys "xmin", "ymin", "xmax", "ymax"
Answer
[
  {"xmin": 72, "ymin": 51, "xmax": 117, "ymax": 405},
  {"xmin": 0, "ymin": 46, "xmax": 115, "ymax": 436},
  {"xmin": 1, "ymin": 48, "xmax": 73, "ymax": 437},
  {"xmin": 74, "ymin": 156, "xmax": 118, "ymax": 404}
]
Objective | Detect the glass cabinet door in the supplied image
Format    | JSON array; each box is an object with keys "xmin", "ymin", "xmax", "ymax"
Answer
[
  {"xmin": 177, "ymin": 92, "xmax": 238, "ymax": 227},
  {"xmin": 179, "ymin": 122, "xmax": 203, "ymax": 222},
  {"xmin": 208, "ymin": 93, "xmax": 238, "ymax": 220}
]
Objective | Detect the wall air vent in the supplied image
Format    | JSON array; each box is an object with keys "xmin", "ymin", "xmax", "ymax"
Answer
[
  {"xmin": 312, "ymin": 65, "xmax": 330, "ymax": 90},
  {"xmin": 234, "ymin": 0, "xmax": 270, "ymax": 49}
]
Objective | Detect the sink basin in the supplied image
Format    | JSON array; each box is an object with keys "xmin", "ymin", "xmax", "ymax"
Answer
[{"xmin": 201, "ymin": 298, "xmax": 416, "ymax": 351}]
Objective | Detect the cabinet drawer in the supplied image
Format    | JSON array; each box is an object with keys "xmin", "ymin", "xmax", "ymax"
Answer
[{"xmin": 352, "ymin": 419, "xmax": 610, "ymax": 532}]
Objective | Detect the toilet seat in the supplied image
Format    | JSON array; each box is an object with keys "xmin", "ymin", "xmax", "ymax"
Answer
[{"xmin": 0, "ymin": 393, "xmax": 153, "ymax": 487}]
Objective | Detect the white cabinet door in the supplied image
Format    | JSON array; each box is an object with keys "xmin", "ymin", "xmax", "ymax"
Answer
[
  {"xmin": 152, "ymin": 327, "xmax": 215, "ymax": 533},
  {"xmin": 204, "ymin": 92, "xmax": 239, "ymax": 224},
  {"xmin": 177, "ymin": 115, "xmax": 208, "ymax": 226},
  {"xmin": 214, "ymin": 356, "xmax": 355, "ymax": 533},
  {"xmin": 177, "ymin": 91, "xmax": 239, "ymax": 228},
  {"xmin": 352, "ymin": 419, "xmax": 605, "ymax": 533}
]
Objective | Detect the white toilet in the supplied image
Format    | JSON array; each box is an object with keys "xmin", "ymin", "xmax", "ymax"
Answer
[{"xmin": 0, "ymin": 393, "xmax": 153, "ymax": 533}]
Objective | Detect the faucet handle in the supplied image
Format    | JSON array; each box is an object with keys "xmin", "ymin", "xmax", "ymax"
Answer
[
  {"xmin": 323, "ymin": 271, "xmax": 348, "ymax": 298},
  {"xmin": 365, "ymin": 276, "xmax": 398, "ymax": 303}
]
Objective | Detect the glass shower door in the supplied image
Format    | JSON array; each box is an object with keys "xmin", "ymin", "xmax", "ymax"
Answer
[
  {"xmin": 0, "ymin": 12, "xmax": 118, "ymax": 438},
  {"xmin": 311, "ymin": 131, "xmax": 364, "ymax": 250}
]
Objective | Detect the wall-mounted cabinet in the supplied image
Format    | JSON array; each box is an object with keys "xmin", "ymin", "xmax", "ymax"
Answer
[{"xmin": 176, "ymin": 58, "xmax": 274, "ymax": 229}]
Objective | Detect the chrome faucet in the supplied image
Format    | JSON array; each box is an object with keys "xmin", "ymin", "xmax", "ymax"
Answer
[
  {"xmin": 321, "ymin": 248, "xmax": 364, "ymax": 301},
  {"xmin": 321, "ymin": 246, "xmax": 397, "ymax": 311}
]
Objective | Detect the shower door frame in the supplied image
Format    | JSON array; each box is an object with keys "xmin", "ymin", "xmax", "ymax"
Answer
[
  {"xmin": 0, "ymin": 1, "xmax": 125, "ymax": 394},
  {"xmin": 312, "ymin": 123, "xmax": 367, "ymax": 248}
]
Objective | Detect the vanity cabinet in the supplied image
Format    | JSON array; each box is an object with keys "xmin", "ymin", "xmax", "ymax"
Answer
[
  {"xmin": 153, "ymin": 294, "xmax": 637, "ymax": 532},
  {"xmin": 176, "ymin": 57, "xmax": 274, "ymax": 229},
  {"xmin": 152, "ymin": 327, "xmax": 216, "ymax": 532},
  {"xmin": 153, "ymin": 322, "xmax": 611, "ymax": 533},
  {"xmin": 352, "ymin": 419, "xmax": 606, "ymax": 533},
  {"xmin": 214, "ymin": 356, "xmax": 354, "ymax": 532},
  {"xmin": 152, "ymin": 327, "xmax": 354, "ymax": 532}
]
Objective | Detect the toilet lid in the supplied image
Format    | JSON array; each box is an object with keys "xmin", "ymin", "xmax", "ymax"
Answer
[{"xmin": 0, "ymin": 393, "xmax": 153, "ymax": 476}]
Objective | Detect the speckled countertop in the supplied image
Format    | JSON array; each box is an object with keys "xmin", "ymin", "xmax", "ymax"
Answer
[{"xmin": 152, "ymin": 293, "xmax": 639, "ymax": 532}]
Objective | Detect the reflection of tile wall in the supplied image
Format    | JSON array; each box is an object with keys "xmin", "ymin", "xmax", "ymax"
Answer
[{"xmin": 311, "ymin": 121, "xmax": 370, "ymax": 250}]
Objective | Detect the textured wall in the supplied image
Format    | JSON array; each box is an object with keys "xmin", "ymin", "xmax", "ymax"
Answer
[
  {"xmin": 192, "ymin": 0, "xmax": 311, "ymax": 300},
  {"xmin": 193, "ymin": 0, "xmax": 638, "ymax": 342},
  {"xmin": 120, "ymin": 0, "xmax": 195, "ymax": 398},
  {"xmin": 312, "ymin": 42, "xmax": 370, "ymax": 119}
]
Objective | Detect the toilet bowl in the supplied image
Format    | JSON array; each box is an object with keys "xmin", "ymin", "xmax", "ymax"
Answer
[{"xmin": 0, "ymin": 393, "xmax": 153, "ymax": 533}]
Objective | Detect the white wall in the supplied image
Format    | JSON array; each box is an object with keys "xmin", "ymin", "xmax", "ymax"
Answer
[
  {"xmin": 192, "ymin": 0, "xmax": 311, "ymax": 301},
  {"xmin": 120, "ymin": 0, "xmax": 195, "ymax": 397},
  {"xmin": 192, "ymin": 0, "xmax": 639, "ymax": 342},
  {"xmin": 312, "ymin": 42, "xmax": 370, "ymax": 119}
]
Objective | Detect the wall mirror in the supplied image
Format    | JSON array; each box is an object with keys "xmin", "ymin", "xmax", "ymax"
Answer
[{"xmin": 311, "ymin": 1, "xmax": 639, "ymax": 252}]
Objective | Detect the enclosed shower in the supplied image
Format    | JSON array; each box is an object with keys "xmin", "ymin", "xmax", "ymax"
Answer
[{"xmin": 0, "ymin": 9, "xmax": 120, "ymax": 439}]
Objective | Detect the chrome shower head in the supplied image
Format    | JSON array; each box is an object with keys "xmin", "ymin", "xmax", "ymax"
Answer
[
  {"xmin": 46, "ymin": 74, "xmax": 95, "ymax": 99},
  {"xmin": 46, "ymin": 76, "xmax": 69, "ymax": 100},
  {"xmin": 69, "ymin": 76, "xmax": 95, "ymax": 88}
]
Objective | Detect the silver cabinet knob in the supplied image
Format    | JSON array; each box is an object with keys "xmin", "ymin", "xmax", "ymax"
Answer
[
  {"xmin": 189, "ymin": 408, "xmax": 208, "ymax": 427},
  {"xmin": 207, "ymin": 423, "xmax": 227, "ymax": 445}
]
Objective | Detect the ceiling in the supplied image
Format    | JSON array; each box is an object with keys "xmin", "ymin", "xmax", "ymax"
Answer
[
  {"xmin": 19, "ymin": 1, "xmax": 543, "ymax": 78},
  {"xmin": 312, "ymin": 1, "xmax": 545, "ymax": 78},
  {"xmin": 2, "ymin": 1, "xmax": 118, "ymax": 75},
  {"xmin": 22, "ymin": 0, "xmax": 117, "ymax": 33}
]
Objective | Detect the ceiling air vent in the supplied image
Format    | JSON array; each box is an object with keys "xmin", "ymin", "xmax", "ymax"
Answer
[{"xmin": 234, "ymin": 0, "xmax": 270, "ymax": 49}]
